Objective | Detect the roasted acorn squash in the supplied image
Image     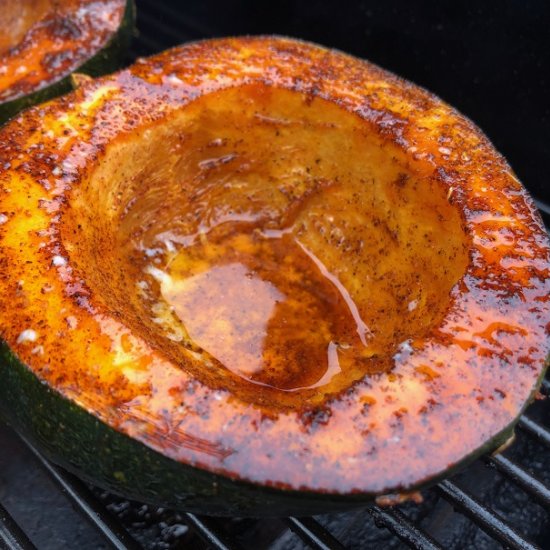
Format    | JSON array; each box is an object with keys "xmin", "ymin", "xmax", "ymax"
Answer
[
  {"xmin": 0, "ymin": 37, "xmax": 549, "ymax": 516},
  {"xmin": 0, "ymin": 0, "xmax": 134, "ymax": 124}
]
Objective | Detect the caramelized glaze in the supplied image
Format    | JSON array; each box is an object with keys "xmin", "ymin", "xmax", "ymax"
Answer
[
  {"xmin": 62, "ymin": 85, "xmax": 469, "ymax": 408},
  {"xmin": 0, "ymin": 0, "xmax": 126, "ymax": 102},
  {"xmin": 0, "ymin": 37, "xmax": 548, "ymax": 496},
  {"xmin": 0, "ymin": 0, "xmax": 51, "ymax": 56}
]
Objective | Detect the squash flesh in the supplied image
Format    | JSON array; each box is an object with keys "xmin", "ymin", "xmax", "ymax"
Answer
[
  {"xmin": 0, "ymin": 0, "xmax": 133, "ymax": 124},
  {"xmin": 0, "ymin": 0, "xmax": 51, "ymax": 55},
  {"xmin": 0, "ymin": 37, "xmax": 548, "ymax": 503},
  {"xmin": 63, "ymin": 83, "xmax": 469, "ymax": 409}
]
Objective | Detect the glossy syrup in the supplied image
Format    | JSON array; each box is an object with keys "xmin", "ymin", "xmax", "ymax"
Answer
[{"xmin": 138, "ymin": 223, "xmax": 373, "ymax": 392}]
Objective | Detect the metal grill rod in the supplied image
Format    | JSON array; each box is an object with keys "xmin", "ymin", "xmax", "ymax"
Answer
[
  {"xmin": 0, "ymin": 504, "xmax": 36, "ymax": 550},
  {"xmin": 183, "ymin": 514, "xmax": 244, "ymax": 550},
  {"xmin": 286, "ymin": 517, "xmax": 346, "ymax": 550},
  {"xmin": 436, "ymin": 480, "xmax": 540, "ymax": 550},
  {"xmin": 137, "ymin": 10, "xmax": 194, "ymax": 45},
  {"xmin": 27, "ymin": 437, "xmax": 249, "ymax": 550},
  {"xmin": 534, "ymin": 198, "xmax": 550, "ymax": 219},
  {"xmin": 517, "ymin": 416, "xmax": 550, "ymax": 448},
  {"xmin": 20, "ymin": 437, "xmax": 142, "ymax": 550},
  {"xmin": 367, "ymin": 506, "xmax": 443, "ymax": 550},
  {"xmin": 21, "ymin": 433, "xmax": 247, "ymax": 550},
  {"xmin": 486, "ymin": 454, "xmax": 550, "ymax": 509}
]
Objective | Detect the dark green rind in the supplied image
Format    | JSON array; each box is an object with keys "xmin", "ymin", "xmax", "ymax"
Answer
[
  {"xmin": 0, "ymin": 0, "xmax": 135, "ymax": 125},
  {"xmin": 0, "ymin": 340, "xmax": 364, "ymax": 516},
  {"xmin": 0, "ymin": 340, "xmax": 543, "ymax": 517}
]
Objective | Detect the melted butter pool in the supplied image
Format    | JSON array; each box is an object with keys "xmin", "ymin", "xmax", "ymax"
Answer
[{"xmin": 142, "ymin": 228, "xmax": 372, "ymax": 391}]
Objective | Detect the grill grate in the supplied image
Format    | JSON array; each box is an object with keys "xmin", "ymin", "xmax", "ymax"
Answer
[
  {"xmin": 485, "ymin": 454, "xmax": 550, "ymax": 510},
  {"xmin": 434, "ymin": 481, "xmax": 538, "ymax": 550},
  {"xmin": 0, "ymin": 503, "xmax": 35, "ymax": 550},
  {"xmin": 2, "ymin": 412, "xmax": 549, "ymax": 549},
  {"xmin": 1, "ymin": 2, "xmax": 550, "ymax": 549},
  {"xmin": 5, "ymin": 410, "xmax": 549, "ymax": 550},
  {"xmin": 365, "ymin": 507, "xmax": 441, "ymax": 550}
]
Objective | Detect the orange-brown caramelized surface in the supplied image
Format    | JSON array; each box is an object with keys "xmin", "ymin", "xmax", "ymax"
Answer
[
  {"xmin": 1, "ymin": 37, "xmax": 549, "ymax": 495},
  {"xmin": 0, "ymin": 0, "xmax": 51, "ymax": 55},
  {"xmin": 0, "ymin": 0, "xmax": 126, "ymax": 102},
  {"xmin": 64, "ymin": 85, "xmax": 468, "ymax": 408}
]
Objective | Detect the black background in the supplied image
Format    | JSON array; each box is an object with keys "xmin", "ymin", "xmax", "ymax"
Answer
[{"xmin": 144, "ymin": 0, "xmax": 550, "ymax": 202}]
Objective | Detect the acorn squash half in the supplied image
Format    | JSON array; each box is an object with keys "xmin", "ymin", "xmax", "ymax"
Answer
[
  {"xmin": 0, "ymin": 37, "xmax": 549, "ymax": 516},
  {"xmin": 0, "ymin": 0, "xmax": 134, "ymax": 124}
]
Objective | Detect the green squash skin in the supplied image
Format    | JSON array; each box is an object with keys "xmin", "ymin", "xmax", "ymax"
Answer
[
  {"xmin": 0, "ymin": 340, "xmax": 541, "ymax": 517},
  {"xmin": 0, "ymin": 340, "xmax": 365, "ymax": 516},
  {"xmin": 0, "ymin": 0, "xmax": 135, "ymax": 126}
]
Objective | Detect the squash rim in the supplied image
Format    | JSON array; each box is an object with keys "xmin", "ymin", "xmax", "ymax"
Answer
[{"xmin": 0, "ymin": 0, "xmax": 133, "ymax": 123}]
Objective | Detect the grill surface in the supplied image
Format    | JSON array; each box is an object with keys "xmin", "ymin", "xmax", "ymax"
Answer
[{"xmin": 1, "ymin": 1, "xmax": 550, "ymax": 549}]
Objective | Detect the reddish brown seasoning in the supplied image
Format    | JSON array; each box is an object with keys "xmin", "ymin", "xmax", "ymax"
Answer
[{"xmin": 0, "ymin": 0, "xmax": 127, "ymax": 102}]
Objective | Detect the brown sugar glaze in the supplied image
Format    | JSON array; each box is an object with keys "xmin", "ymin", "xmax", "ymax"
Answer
[
  {"xmin": 65, "ymin": 83, "xmax": 468, "ymax": 409},
  {"xmin": 1, "ymin": 37, "xmax": 548, "ymax": 497},
  {"xmin": 0, "ymin": 0, "xmax": 51, "ymax": 56},
  {"xmin": 0, "ymin": 0, "xmax": 127, "ymax": 102},
  {"xmin": 150, "ymin": 231, "xmax": 362, "ymax": 392}
]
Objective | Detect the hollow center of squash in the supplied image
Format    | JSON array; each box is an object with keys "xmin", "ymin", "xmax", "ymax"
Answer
[
  {"xmin": 0, "ymin": 0, "xmax": 52, "ymax": 55},
  {"xmin": 65, "ymin": 83, "xmax": 469, "ymax": 407},
  {"xmin": 144, "ymin": 229, "xmax": 371, "ymax": 392}
]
